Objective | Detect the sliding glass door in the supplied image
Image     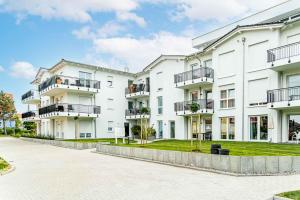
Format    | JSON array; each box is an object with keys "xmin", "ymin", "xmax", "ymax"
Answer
[{"xmin": 250, "ymin": 116, "xmax": 268, "ymax": 141}]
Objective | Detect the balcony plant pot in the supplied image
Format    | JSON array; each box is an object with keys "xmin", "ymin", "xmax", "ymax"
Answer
[
  {"xmin": 141, "ymin": 107, "xmax": 149, "ymax": 115},
  {"xmin": 190, "ymin": 102, "xmax": 200, "ymax": 113},
  {"xmin": 56, "ymin": 77, "xmax": 63, "ymax": 84}
]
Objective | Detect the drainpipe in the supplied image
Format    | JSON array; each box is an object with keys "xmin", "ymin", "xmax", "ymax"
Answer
[{"xmin": 242, "ymin": 37, "xmax": 246, "ymax": 141}]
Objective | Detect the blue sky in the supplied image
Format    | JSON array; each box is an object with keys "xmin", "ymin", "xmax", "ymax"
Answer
[{"xmin": 0, "ymin": 0, "xmax": 285, "ymax": 112}]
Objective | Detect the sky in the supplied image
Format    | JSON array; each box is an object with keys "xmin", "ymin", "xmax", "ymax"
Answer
[{"xmin": 0, "ymin": 0, "xmax": 287, "ymax": 112}]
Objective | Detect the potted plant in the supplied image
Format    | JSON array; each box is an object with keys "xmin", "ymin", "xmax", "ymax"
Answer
[
  {"xmin": 141, "ymin": 107, "xmax": 149, "ymax": 114},
  {"xmin": 56, "ymin": 76, "xmax": 63, "ymax": 84},
  {"xmin": 190, "ymin": 102, "xmax": 199, "ymax": 113}
]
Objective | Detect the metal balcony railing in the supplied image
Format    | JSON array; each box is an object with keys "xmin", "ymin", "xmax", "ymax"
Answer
[
  {"xmin": 125, "ymin": 84, "xmax": 150, "ymax": 95},
  {"xmin": 22, "ymin": 90, "xmax": 35, "ymax": 100},
  {"xmin": 38, "ymin": 75, "xmax": 101, "ymax": 92},
  {"xmin": 174, "ymin": 67, "xmax": 214, "ymax": 84},
  {"xmin": 267, "ymin": 86, "xmax": 300, "ymax": 103},
  {"xmin": 38, "ymin": 103, "xmax": 101, "ymax": 115},
  {"xmin": 174, "ymin": 99, "xmax": 214, "ymax": 112},
  {"xmin": 125, "ymin": 108, "xmax": 150, "ymax": 117},
  {"xmin": 267, "ymin": 41, "xmax": 300, "ymax": 63},
  {"xmin": 22, "ymin": 111, "xmax": 38, "ymax": 119}
]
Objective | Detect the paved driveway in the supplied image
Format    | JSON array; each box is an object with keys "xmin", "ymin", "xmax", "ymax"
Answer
[{"xmin": 0, "ymin": 137, "xmax": 300, "ymax": 200}]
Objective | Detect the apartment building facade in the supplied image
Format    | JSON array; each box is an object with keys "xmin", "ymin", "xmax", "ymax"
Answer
[{"xmin": 21, "ymin": 0, "xmax": 300, "ymax": 143}]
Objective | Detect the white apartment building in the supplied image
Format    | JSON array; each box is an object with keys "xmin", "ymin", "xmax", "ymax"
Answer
[{"xmin": 21, "ymin": 0, "xmax": 300, "ymax": 143}]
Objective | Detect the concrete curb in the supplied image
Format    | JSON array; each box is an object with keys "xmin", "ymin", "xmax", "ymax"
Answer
[
  {"xmin": 95, "ymin": 144, "xmax": 300, "ymax": 176},
  {"xmin": 20, "ymin": 137, "xmax": 102, "ymax": 150}
]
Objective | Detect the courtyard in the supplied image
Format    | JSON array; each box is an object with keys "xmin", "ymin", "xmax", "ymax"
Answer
[{"xmin": 0, "ymin": 137, "xmax": 300, "ymax": 200}]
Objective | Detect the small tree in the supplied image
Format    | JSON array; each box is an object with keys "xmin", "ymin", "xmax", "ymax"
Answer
[
  {"xmin": 190, "ymin": 102, "xmax": 199, "ymax": 113},
  {"xmin": 131, "ymin": 125, "xmax": 141, "ymax": 139},
  {"xmin": 23, "ymin": 121, "xmax": 37, "ymax": 134},
  {"xmin": 0, "ymin": 91, "xmax": 16, "ymax": 135}
]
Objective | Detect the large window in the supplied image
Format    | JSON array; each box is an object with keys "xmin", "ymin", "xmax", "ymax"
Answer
[
  {"xmin": 157, "ymin": 96, "xmax": 163, "ymax": 114},
  {"xmin": 289, "ymin": 115, "xmax": 300, "ymax": 141},
  {"xmin": 158, "ymin": 120, "xmax": 163, "ymax": 138},
  {"xmin": 220, "ymin": 117, "xmax": 235, "ymax": 140},
  {"xmin": 220, "ymin": 89, "xmax": 235, "ymax": 109},
  {"xmin": 249, "ymin": 116, "xmax": 268, "ymax": 140}
]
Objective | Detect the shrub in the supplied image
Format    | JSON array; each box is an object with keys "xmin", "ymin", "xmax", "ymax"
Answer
[
  {"xmin": 190, "ymin": 102, "xmax": 200, "ymax": 113},
  {"xmin": 141, "ymin": 107, "xmax": 149, "ymax": 114},
  {"xmin": 131, "ymin": 125, "xmax": 141, "ymax": 136},
  {"xmin": 146, "ymin": 127, "xmax": 156, "ymax": 137}
]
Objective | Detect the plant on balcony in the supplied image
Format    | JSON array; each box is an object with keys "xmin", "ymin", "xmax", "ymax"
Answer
[
  {"xmin": 141, "ymin": 107, "xmax": 149, "ymax": 114},
  {"xmin": 190, "ymin": 102, "xmax": 200, "ymax": 113},
  {"xmin": 56, "ymin": 77, "xmax": 62, "ymax": 84}
]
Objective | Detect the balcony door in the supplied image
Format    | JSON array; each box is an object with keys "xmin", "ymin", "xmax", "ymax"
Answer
[
  {"xmin": 287, "ymin": 74, "xmax": 300, "ymax": 101},
  {"xmin": 249, "ymin": 116, "xmax": 268, "ymax": 141},
  {"xmin": 190, "ymin": 91, "xmax": 199, "ymax": 101}
]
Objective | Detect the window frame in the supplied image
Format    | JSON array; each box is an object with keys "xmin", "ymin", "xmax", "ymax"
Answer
[
  {"xmin": 157, "ymin": 96, "xmax": 163, "ymax": 115},
  {"xmin": 220, "ymin": 89, "xmax": 235, "ymax": 109},
  {"xmin": 220, "ymin": 117, "xmax": 235, "ymax": 140}
]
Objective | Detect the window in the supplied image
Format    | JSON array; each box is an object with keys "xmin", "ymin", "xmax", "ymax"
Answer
[
  {"xmin": 158, "ymin": 120, "xmax": 163, "ymax": 138},
  {"xmin": 220, "ymin": 117, "xmax": 235, "ymax": 140},
  {"xmin": 190, "ymin": 91, "xmax": 199, "ymax": 101},
  {"xmin": 289, "ymin": 115, "xmax": 300, "ymax": 141},
  {"xmin": 156, "ymin": 72, "xmax": 163, "ymax": 91},
  {"xmin": 190, "ymin": 63, "xmax": 198, "ymax": 70},
  {"xmin": 79, "ymin": 71, "xmax": 92, "ymax": 80},
  {"xmin": 107, "ymin": 98, "xmax": 114, "ymax": 110},
  {"xmin": 250, "ymin": 116, "xmax": 268, "ymax": 140},
  {"xmin": 108, "ymin": 121, "xmax": 114, "ymax": 132},
  {"xmin": 220, "ymin": 89, "xmax": 235, "ymax": 109},
  {"xmin": 248, "ymin": 78, "xmax": 268, "ymax": 106},
  {"xmin": 157, "ymin": 96, "xmax": 163, "ymax": 114},
  {"xmin": 107, "ymin": 76, "xmax": 113, "ymax": 87},
  {"xmin": 204, "ymin": 59, "xmax": 212, "ymax": 68}
]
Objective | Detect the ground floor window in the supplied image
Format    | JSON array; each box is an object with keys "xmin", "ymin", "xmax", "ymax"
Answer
[
  {"xmin": 249, "ymin": 116, "xmax": 268, "ymax": 141},
  {"xmin": 220, "ymin": 117, "xmax": 235, "ymax": 140},
  {"xmin": 158, "ymin": 120, "xmax": 163, "ymax": 138},
  {"xmin": 108, "ymin": 121, "xmax": 114, "ymax": 132},
  {"xmin": 289, "ymin": 115, "xmax": 300, "ymax": 141}
]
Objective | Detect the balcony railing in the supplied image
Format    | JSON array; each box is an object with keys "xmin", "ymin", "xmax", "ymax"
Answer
[
  {"xmin": 174, "ymin": 67, "xmax": 214, "ymax": 84},
  {"xmin": 267, "ymin": 41, "xmax": 300, "ymax": 63},
  {"xmin": 39, "ymin": 103, "xmax": 101, "ymax": 115},
  {"xmin": 174, "ymin": 99, "xmax": 214, "ymax": 112},
  {"xmin": 125, "ymin": 108, "xmax": 150, "ymax": 117},
  {"xmin": 22, "ymin": 90, "xmax": 35, "ymax": 100},
  {"xmin": 38, "ymin": 75, "xmax": 101, "ymax": 91},
  {"xmin": 22, "ymin": 111, "xmax": 38, "ymax": 119},
  {"xmin": 125, "ymin": 84, "xmax": 150, "ymax": 95},
  {"xmin": 267, "ymin": 86, "xmax": 300, "ymax": 103}
]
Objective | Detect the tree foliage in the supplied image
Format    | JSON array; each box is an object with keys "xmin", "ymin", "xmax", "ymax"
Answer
[{"xmin": 0, "ymin": 91, "xmax": 16, "ymax": 135}]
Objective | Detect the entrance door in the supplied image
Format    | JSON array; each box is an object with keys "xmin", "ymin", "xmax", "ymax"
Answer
[
  {"xmin": 170, "ymin": 121, "xmax": 175, "ymax": 139},
  {"xmin": 124, "ymin": 123, "xmax": 129, "ymax": 137}
]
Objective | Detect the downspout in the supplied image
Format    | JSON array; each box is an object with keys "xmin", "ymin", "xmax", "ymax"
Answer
[
  {"xmin": 94, "ymin": 68, "xmax": 97, "ymax": 138},
  {"xmin": 242, "ymin": 37, "xmax": 246, "ymax": 141}
]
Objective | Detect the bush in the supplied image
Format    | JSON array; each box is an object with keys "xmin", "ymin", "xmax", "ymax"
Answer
[
  {"xmin": 190, "ymin": 102, "xmax": 200, "ymax": 113},
  {"xmin": 141, "ymin": 107, "xmax": 149, "ymax": 114},
  {"xmin": 147, "ymin": 127, "xmax": 156, "ymax": 137},
  {"xmin": 131, "ymin": 125, "xmax": 141, "ymax": 136},
  {"xmin": 21, "ymin": 133, "xmax": 54, "ymax": 140}
]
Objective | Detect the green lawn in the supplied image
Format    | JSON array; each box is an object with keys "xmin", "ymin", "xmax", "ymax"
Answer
[
  {"xmin": 63, "ymin": 138, "xmax": 135, "ymax": 144},
  {"xmin": 279, "ymin": 190, "xmax": 300, "ymax": 200},
  {"xmin": 0, "ymin": 157, "xmax": 10, "ymax": 172},
  {"xmin": 115, "ymin": 139, "xmax": 300, "ymax": 156}
]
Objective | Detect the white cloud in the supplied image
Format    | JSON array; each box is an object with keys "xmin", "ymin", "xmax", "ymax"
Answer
[
  {"xmin": 91, "ymin": 32, "xmax": 195, "ymax": 71},
  {"xmin": 9, "ymin": 61, "xmax": 37, "ymax": 79},
  {"xmin": 116, "ymin": 12, "xmax": 146, "ymax": 27},
  {"xmin": 0, "ymin": 0, "xmax": 145, "ymax": 26},
  {"xmin": 142, "ymin": 0, "xmax": 287, "ymax": 22},
  {"xmin": 0, "ymin": 65, "xmax": 4, "ymax": 72},
  {"xmin": 97, "ymin": 21, "xmax": 126, "ymax": 37}
]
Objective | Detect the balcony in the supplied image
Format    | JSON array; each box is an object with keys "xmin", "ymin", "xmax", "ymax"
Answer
[
  {"xmin": 21, "ymin": 90, "xmax": 40, "ymax": 104},
  {"xmin": 174, "ymin": 67, "xmax": 214, "ymax": 89},
  {"xmin": 38, "ymin": 103, "xmax": 101, "ymax": 119},
  {"xmin": 125, "ymin": 84, "xmax": 150, "ymax": 99},
  {"xmin": 174, "ymin": 99, "xmax": 214, "ymax": 116},
  {"xmin": 22, "ymin": 111, "xmax": 40, "ymax": 122},
  {"xmin": 39, "ymin": 75, "xmax": 100, "ymax": 96},
  {"xmin": 125, "ymin": 108, "xmax": 150, "ymax": 120},
  {"xmin": 267, "ymin": 41, "xmax": 300, "ymax": 71},
  {"xmin": 267, "ymin": 86, "xmax": 300, "ymax": 109}
]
